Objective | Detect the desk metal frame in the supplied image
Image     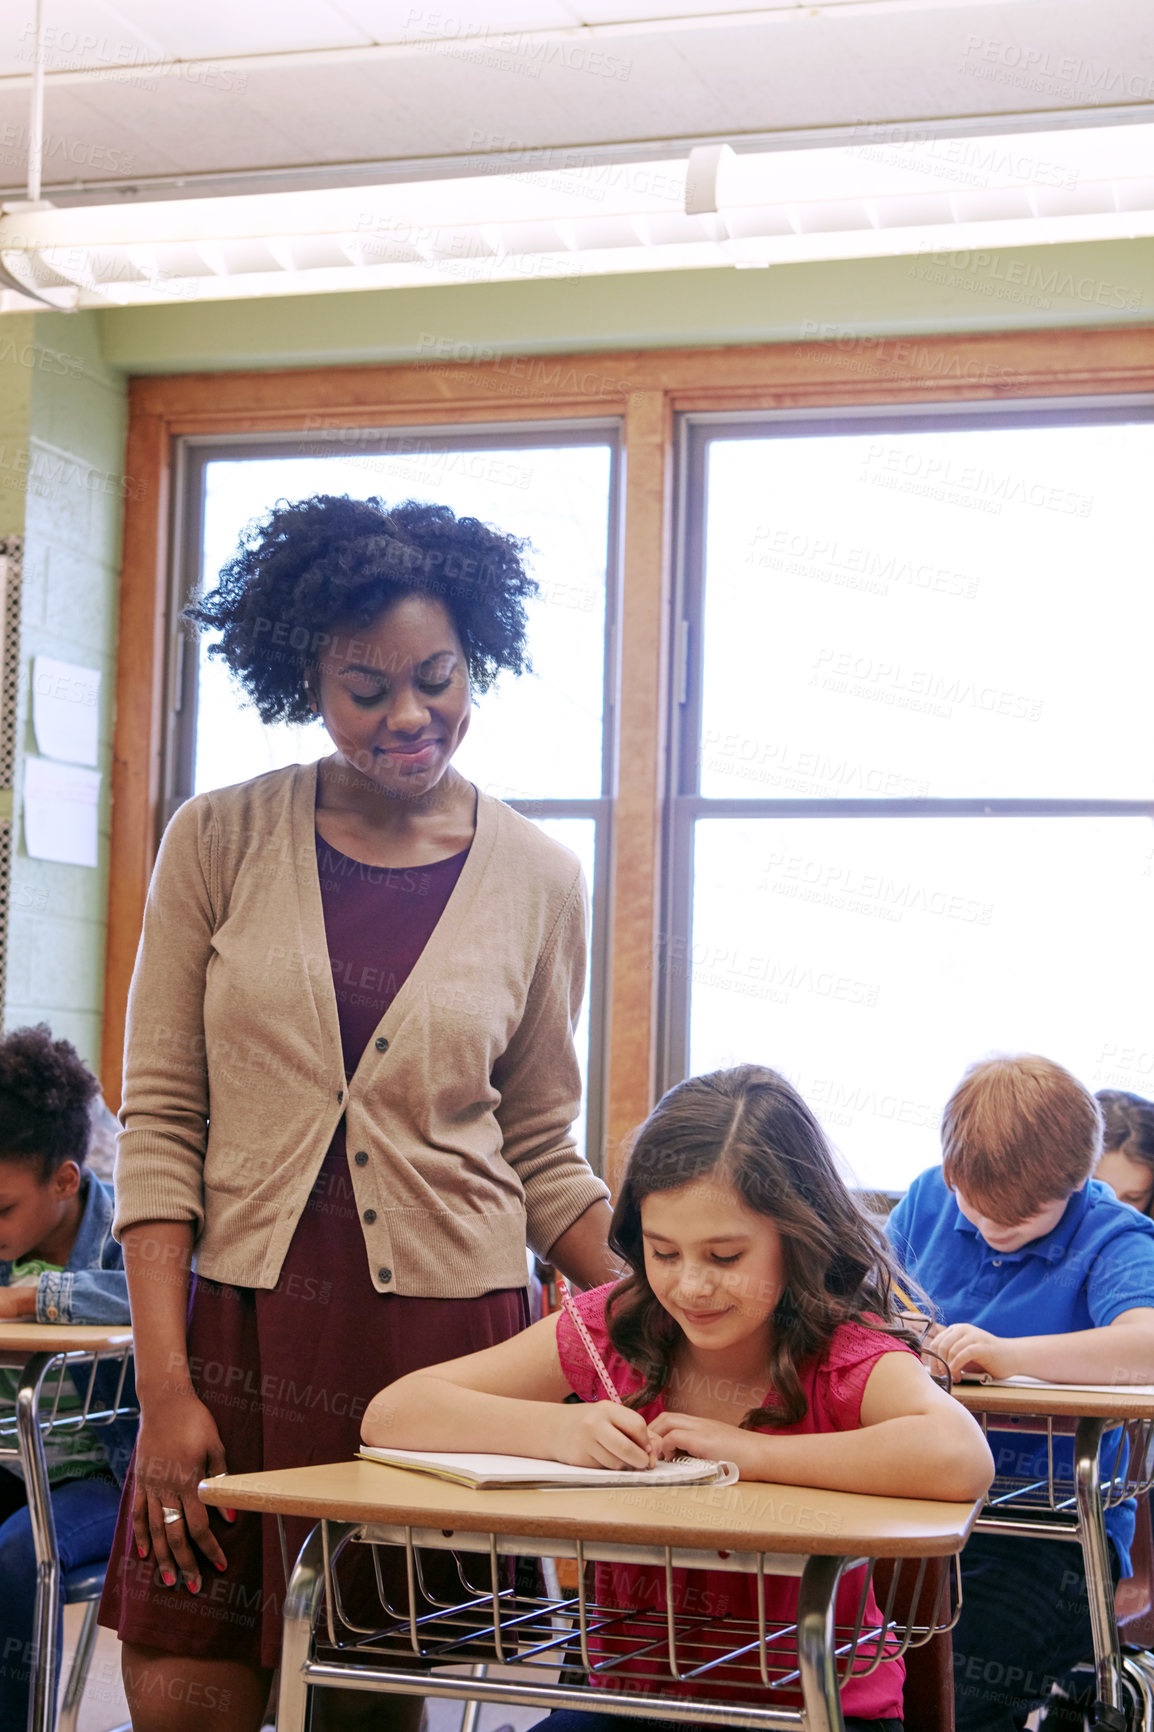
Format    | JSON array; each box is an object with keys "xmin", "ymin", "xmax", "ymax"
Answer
[
  {"xmin": 955, "ymin": 1391, "xmax": 1154, "ymax": 1732},
  {"xmin": 0, "ymin": 1328, "xmax": 135, "ymax": 1732},
  {"xmin": 272, "ymin": 1519, "xmax": 956, "ymax": 1732},
  {"xmin": 201, "ymin": 1463, "xmax": 978, "ymax": 1732}
]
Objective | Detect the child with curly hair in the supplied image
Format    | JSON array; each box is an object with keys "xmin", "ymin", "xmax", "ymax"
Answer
[{"xmin": 0, "ymin": 1024, "xmax": 132, "ymax": 1732}]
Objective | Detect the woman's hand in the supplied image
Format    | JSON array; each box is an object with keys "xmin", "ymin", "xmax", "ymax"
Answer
[
  {"xmin": 552, "ymin": 1400, "xmax": 655, "ymax": 1471},
  {"xmin": 132, "ymin": 1390, "xmax": 232, "ymax": 1591}
]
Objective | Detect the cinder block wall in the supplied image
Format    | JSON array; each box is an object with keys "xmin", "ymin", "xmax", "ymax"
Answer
[{"xmin": 2, "ymin": 311, "xmax": 127, "ymax": 1077}]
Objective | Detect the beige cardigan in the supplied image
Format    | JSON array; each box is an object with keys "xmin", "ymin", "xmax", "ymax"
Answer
[{"xmin": 114, "ymin": 762, "xmax": 608, "ymax": 1297}]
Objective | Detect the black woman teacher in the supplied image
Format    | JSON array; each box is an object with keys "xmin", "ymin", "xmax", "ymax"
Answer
[{"xmin": 100, "ymin": 495, "xmax": 617, "ymax": 1731}]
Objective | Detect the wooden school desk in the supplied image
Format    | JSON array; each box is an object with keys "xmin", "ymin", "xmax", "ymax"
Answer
[
  {"xmin": 201, "ymin": 1459, "xmax": 981, "ymax": 1732},
  {"xmin": 0, "ymin": 1321, "xmax": 135, "ymax": 1732},
  {"xmin": 953, "ymin": 1380, "xmax": 1154, "ymax": 1731}
]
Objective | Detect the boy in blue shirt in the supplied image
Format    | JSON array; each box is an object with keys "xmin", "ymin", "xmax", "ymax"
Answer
[
  {"xmin": 0, "ymin": 1025, "xmax": 133, "ymax": 1732},
  {"xmin": 887, "ymin": 1054, "xmax": 1154, "ymax": 1732}
]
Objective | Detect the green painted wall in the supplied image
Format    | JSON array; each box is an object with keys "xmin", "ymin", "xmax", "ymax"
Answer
[
  {"xmin": 0, "ymin": 317, "xmax": 35, "ymax": 540},
  {"xmin": 3, "ymin": 311, "xmax": 126, "ymax": 1073},
  {"xmin": 96, "ymin": 240, "xmax": 1154, "ymax": 374}
]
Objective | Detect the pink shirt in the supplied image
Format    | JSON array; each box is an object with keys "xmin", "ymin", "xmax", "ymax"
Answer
[{"xmin": 556, "ymin": 1282, "xmax": 911, "ymax": 1719}]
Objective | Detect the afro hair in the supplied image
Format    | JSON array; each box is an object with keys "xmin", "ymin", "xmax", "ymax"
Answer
[
  {"xmin": 0, "ymin": 1025, "xmax": 99, "ymax": 1177},
  {"xmin": 183, "ymin": 494, "xmax": 538, "ymax": 724}
]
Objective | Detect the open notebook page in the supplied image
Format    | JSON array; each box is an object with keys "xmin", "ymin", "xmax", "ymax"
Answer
[
  {"xmin": 359, "ymin": 1446, "xmax": 740, "ymax": 1490},
  {"xmin": 958, "ymin": 1373, "xmax": 1154, "ymax": 1393}
]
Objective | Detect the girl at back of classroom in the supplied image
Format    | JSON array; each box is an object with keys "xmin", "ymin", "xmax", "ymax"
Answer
[
  {"xmin": 1095, "ymin": 1089, "xmax": 1154, "ymax": 1216},
  {"xmin": 365, "ymin": 1064, "xmax": 993, "ymax": 1732}
]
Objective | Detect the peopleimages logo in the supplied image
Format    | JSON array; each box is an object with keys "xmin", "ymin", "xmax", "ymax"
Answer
[
  {"xmin": 16, "ymin": 26, "xmax": 247, "ymax": 92},
  {"xmin": 847, "ymin": 124, "xmax": 1079, "ymax": 191},
  {"xmin": 905, "ymin": 247, "xmax": 1143, "ymax": 313},
  {"xmin": 402, "ymin": 10, "xmax": 633, "ymax": 81},
  {"xmin": 961, "ymin": 35, "xmax": 1154, "ymax": 102}
]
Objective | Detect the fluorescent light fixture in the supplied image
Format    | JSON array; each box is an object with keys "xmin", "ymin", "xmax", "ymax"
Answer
[{"xmin": 1, "ymin": 123, "xmax": 1152, "ymax": 310}]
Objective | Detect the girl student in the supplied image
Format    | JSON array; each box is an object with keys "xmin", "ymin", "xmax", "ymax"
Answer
[
  {"xmin": 364, "ymin": 1064, "xmax": 994, "ymax": 1732},
  {"xmin": 1095, "ymin": 1089, "xmax": 1154, "ymax": 1217}
]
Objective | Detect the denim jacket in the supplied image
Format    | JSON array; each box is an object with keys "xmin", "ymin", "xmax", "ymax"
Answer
[
  {"xmin": 0, "ymin": 1169, "xmax": 130, "ymax": 1325},
  {"xmin": 0, "ymin": 1171, "xmax": 136, "ymax": 1484}
]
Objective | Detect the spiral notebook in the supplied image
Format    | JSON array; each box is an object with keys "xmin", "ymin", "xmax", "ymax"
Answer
[{"xmin": 358, "ymin": 1446, "xmax": 741, "ymax": 1490}]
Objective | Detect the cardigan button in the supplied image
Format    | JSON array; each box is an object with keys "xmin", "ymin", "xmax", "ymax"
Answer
[
  {"xmin": 375, "ymin": 1037, "xmax": 389, "ymax": 1052},
  {"xmin": 354, "ymin": 1150, "xmax": 369, "ymax": 1167},
  {"xmin": 378, "ymin": 1267, "xmax": 392, "ymax": 1285},
  {"xmin": 337, "ymin": 1090, "xmax": 344, "ymax": 1103},
  {"xmin": 363, "ymin": 1209, "xmax": 377, "ymax": 1224}
]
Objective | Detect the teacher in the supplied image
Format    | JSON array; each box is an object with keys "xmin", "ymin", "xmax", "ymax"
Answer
[{"xmin": 100, "ymin": 494, "xmax": 616, "ymax": 1732}]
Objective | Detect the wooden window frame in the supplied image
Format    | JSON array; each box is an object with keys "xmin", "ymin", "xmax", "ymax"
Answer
[{"xmin": 105, "ymin": 325, "xmax": 1154, "ymax": 1186}]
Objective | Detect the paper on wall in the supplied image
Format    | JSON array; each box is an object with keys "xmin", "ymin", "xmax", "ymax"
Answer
[
  {"xmin": 23, "ymin": 756, "xmax": 100, "ymax": 867},
  {"xmin": 32, "ymin": 656, "xmax": 101, "ymax": 766}
]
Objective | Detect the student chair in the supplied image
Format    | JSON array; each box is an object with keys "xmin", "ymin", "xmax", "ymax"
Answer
[
  {"xmin": 1117, "ymin": 1491, "xmax": 1154, "ymax": 1649},
  {"xmin": 56, "ymin": 1559, "xmax": 130, "ymax": 1732},
  {"xmin": 1117, "ymin": 1492, "xmax": 1154, "ymax": 1726},
  {"xmin": 872, "ymin": 1555, "xmax": 955, "ymax": 1732},
  {"xmin": 1038, "ymin": 1493, "xmax": 1154, "ymax": 1732}
]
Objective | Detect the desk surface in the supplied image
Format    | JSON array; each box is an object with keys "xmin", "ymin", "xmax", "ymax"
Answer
[
  {"xmin": 200, "ymin": 1459, "xmax": 980, "ymax": 1558},
  {"xmin": 0, "ymin": 1322, "xmax": 132, "ymax": 1355},
  {"xmin": 952, "ymin": 1381, "xmax": 1154, "ymax": 1421}
]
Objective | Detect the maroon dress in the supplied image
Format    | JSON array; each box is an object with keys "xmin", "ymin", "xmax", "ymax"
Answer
[{"xmin": 101, "ymin": 834, "xmax": 529, "ymax": 1664}]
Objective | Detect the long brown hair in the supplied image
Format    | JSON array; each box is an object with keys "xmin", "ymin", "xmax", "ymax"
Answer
[{"xmin": 606, "ymin": 1064, "xmax": 921, "ymax": 1428}]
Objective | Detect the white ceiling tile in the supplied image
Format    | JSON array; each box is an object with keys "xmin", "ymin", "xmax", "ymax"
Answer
[
  {"xmin": 0, "ymin": 87, "xmax": 188, "ymax": 183},
  {"xmin": 0, "ymin": 0, "xmax": 165, "ymax": 78},
  {"xmin": 0, "ymin": 0, "xmax": 1148, "ymax": 202},
  {"xmin": 99, "ymin": 0, "xmax": 372, "ymax": 60},
  {"xmin": 570, "ymin": 3, "xmax": 793, "ymax": 20},
  {"xmin": 0, "ymin": 74, "xmax": 305, "ymax": 181},
  {"xmin": 336, "ymin": 1, "xmax": 583, "ymax": 41},
  {"xmin": 252, "ymin": 60, "xmax": 459, "ymax": 160}
]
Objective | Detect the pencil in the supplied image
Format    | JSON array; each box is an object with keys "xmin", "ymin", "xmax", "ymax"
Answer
[
  {"xmin": 891, "ymin": 1278, "xmax": 924, "ymax": 1316},
  {"xmin": 555, "ymin": 1274, "xmax": 623, "ymax": 1404}
]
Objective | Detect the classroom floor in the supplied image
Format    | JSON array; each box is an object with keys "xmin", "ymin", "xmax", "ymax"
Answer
[
  {"xmin": 64, "ymin": 1606, "xmax": 129, "ymax": 1732},
  {"xmin": 68, "ymin": 1610, "xmax": 543, "ymax": 1731}
]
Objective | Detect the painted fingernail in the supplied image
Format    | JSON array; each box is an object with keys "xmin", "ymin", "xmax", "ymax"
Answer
[
  {"xmin": 224, "ymin": 1508, "xmax": 236, "ymax": 1522},
  {"xmin": 215, "ymin": 1559, "xmax": 228, "ymax": 1572},
  {"xmin": 162, "ymin": 1570, "xmax": 176, "ymax": 1587},
  {"xmin": 137, "ymin": 1544, "xmax": 148, "ymax": 1558},
  {"xmin": 186, "ymin": 1577, "xmax": 201, "ymax": 1595}
]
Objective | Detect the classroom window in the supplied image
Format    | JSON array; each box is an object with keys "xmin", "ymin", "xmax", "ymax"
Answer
[
  {"xmin": 664, "ymin": 405, "xmax": 1154, "ymax": 1194},
  {"xmin": 164, "ymin": 424, "xmax": 620, "ymax": 1172}
]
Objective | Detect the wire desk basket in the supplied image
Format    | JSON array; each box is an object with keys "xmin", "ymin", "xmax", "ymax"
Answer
[
  {"xmin": 971, "ymin": 1414, "xmax": 1154, "ymax": 1530},
  {"xmin": 956, "ymin": 1402, "xmax": 1154, "ymax": 1732},
  {"xmin": 0, "ymin": 1330, "xmax": 136, "ymax": 1732},
  {"xmin": 275, "ymin": 1515, "xmax": 961, "ymax": 1732},
  {"xmin": 0, "ymin": 1342, "xmax": 137, "ymax": 1456}
]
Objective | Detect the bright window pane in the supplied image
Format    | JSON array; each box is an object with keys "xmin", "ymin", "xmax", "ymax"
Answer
[
  {"xmin": 534, "ymin": 817, "xmax": 596, "ymax": 1161},
  {"xmin": 689, "ymin": 815, "xmax": 1154, "ymax": 1191},
  {"xmin": 699, "ymin": 421, "xmax": 1154, "ymax": 800},
  {"xmin": 194, "ymin": 445, "xmax": 611, "ymax": 798}
]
